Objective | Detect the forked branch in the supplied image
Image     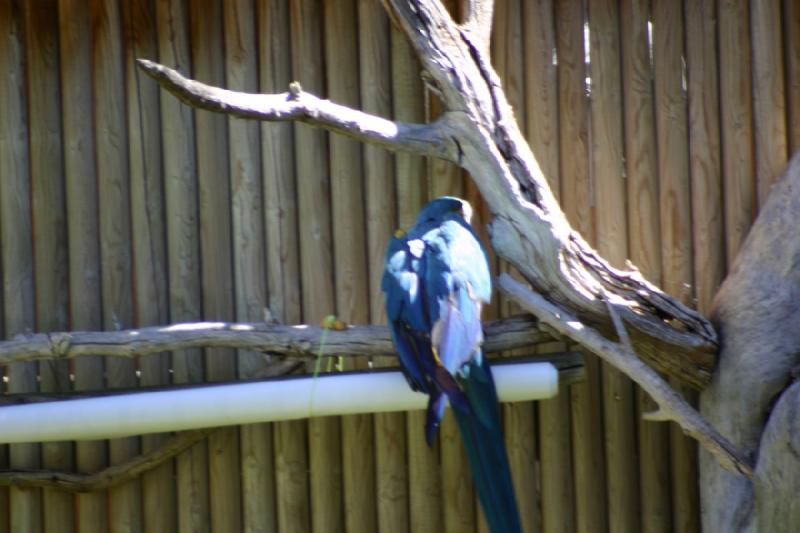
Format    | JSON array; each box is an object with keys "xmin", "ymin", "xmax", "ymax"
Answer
[{"xmin": 499, "ymin": 274, "xmax": 753, "ymax": 478}]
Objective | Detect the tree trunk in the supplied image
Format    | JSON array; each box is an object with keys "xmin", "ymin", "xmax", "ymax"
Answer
[{"xmin": 701, "ymin": 151, "xmax": 800, "ymax": 532}]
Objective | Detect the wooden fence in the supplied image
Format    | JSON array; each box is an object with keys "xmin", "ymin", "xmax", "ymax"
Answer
[{"xmin": 0, "ymin": 0, "xmax": 795, "ymax": 531}]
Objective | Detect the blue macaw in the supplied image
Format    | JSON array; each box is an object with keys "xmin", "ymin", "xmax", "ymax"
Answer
[{"xmin": 382, "ymin": 197, "xmax": 522, "ymax": 533}]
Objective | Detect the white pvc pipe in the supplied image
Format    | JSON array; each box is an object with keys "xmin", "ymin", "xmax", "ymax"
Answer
[{"xmin": 0, "ymin": 361, "xmax": 557, "ymax": 444}]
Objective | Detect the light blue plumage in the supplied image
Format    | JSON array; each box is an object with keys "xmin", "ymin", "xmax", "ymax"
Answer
[{"xmin": 382, "ymin": 196, "xmax": 522, "ymax": 533}]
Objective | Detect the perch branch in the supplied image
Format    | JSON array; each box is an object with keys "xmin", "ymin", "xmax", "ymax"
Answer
[
  {"xmin": 136, "ymin": 59, "xmax": 459, "ymax": 161},
  {"xmin": 0, "ymin": 429, "xmax": 214, "ymax": 492},
  {"xmin": 498, "ymin": 273, "xmax": 753, "ymax": 478},
  {"xmin": 0, "ymin": 315, "xmax": 549, "ymax": 366}
]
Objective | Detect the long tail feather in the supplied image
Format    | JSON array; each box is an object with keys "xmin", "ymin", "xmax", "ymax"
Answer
[{"xmin": 453, "ymin": 359, "xmax": 522, "ymax": 533}]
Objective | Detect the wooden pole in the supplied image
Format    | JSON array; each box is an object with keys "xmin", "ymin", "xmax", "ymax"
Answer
[
  {"xmin": 719, "ymin": 0, "xmax": 755, "ymax": 265},
  {"xmin": 751, "ymin": 0, "xmax": 788, "ymax": 207},
  {"xmin": 620, "ymin": 2, "xmax": 669, "ymax": 532},
  {"xmin": 555, "ymin": 0, "xmax": 608, "ymax": 530},
  {"xmin": 258, "ymin": 1, "xmax": 308, "ymax": 531},
  {"xmin": 588, "ymin": 0, "xmax": 640, "ymax": 530},
  {"xmin": 653, "ymin": 2, "xmax": 701, "ymax": 532},
  {"xmin": 92, "ymin": 0, "xmax": 142, "ymax": 529},
  {"xmin": 58, "ymin": 3, "xmax": 107, "ymax": 531},
  {"xmin": 155, "ymin": 2, "xmax": 210, "ymax": 531},
  {"xmin": 190, "ymin": 0, "xmax": 243, "ymax": 530},
  {"xmin": 290, "ymin": 1, "xmax": 341, "ymax": 531},
  {"xmin": 223, "ymin": 0, "xmax": 277, "ymax": 531},
  {"xmin": 124, "ymin": 1, "xmax": 175, "ymax": 530},
  {"xmin": 0, "ymin": 4, "xmax": 40, "ymax": 530},
  {"xmin": 24, "ymin": 1, "xmax": 73, "ymax": 531},
  {"xmin": 686, "ymin": 0, "xmax": 724, "ymax": 315},
  {"xmin": 325, "ymin": 2, "xmax": 376, "ymax": 533}
]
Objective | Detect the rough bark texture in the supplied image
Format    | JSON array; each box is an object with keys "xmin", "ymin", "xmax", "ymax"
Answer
[
  {"xmin": 0, "ymin": 316, "xmax": 547, "ymax": 365},
  {"xmin": 701, "ymin": 151, "xmax": 800, "ymax": 532}
]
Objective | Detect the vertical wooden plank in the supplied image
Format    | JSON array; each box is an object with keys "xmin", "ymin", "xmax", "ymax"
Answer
[
  {"xmin": 686, "ymin": 0, "xmax": 723, "ymax": 313},
  {"xmin": 685, "ymin": 5, "xmax": 722, "ymax": 532},
  {"xmin": 384, "ymin": 10, "xmax": 428, "ymax": 531},
  {"xmin": 24, "ymin": 1, "xmax": 73, "ymax": 531},
  {"xmin": 719, "ymin": 0, "xmax": 755, "ymax": 265},
  {"xmin": 619, "ymin": 2, "xmax": 670, "ymax": 533},
  {"xmin": 290, "ymin": 2, "xmax": 341, "ymax": 532},
  {"xmin": 652, "ymin": 3, "xmax": 700, "ymax": 533},
  {"xmin": 223, "ymin": 1, "xmax": 277, "ymax": 531},
  {"xmin": 751, "ymin": 0, "xmax": 788, "ymax": 207},
  {"xmin": 0, "ymin": 3, "xmax": 41, "ymax": 531},
  {"xmin": 588, "ymin": 1, "xmax": 640, "ymax": 531},
  {"xmin": 91, "ymin": 0, "xmax": 142, "ymax": 530},
  {"xmin": 556, "ymin": 0, "xmax": 594, "ymax": 240},
  {"xmin": 524, "ymin": 0, "xmax": 560, "ymax": 188},
  {"xmin": 325, "ymin": 2, "xmax": 376, "ymax": 533},
  {"xmin": 258, "ymin": 1, "xmax": 308, "ymax": 531},
  {"xmin": 392, "ymin": 29, "xmax": 427, "ymax": 231},
  {"xmin": 123, "ymin": 1, "xmax": 176, "ymax": 531},
  {"xmin": 259, "ymin": 1, "xmax": 302, "ymax": 333},
  {"xmin": 58, "ymin": 4, "xmax": 108, "ymax": 531},
  {"xmin": 524, "ymin": 2, "xmax": 577, "ymax": 532},
  {"xmin": 154, "ymin": 2, "xmax": 210, "ymax": 531},
  {"xmin": 620, "ymin": 0, "xmax": 660, "ymax": 282},
  {"xmin": 555, "ymin": 1, "xmax": 607, "ymax": 531},
  {"xmin": 190, "ymin": 1, "xmax": 243, "ymax": 531},
  {"xmin": 784, "ymin": 0, "xmax": 800, "ymax": 153}
]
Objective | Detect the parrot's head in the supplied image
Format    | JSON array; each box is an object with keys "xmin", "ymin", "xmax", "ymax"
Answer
[{"xmin": 415, "ymin": 196, "xmax": 473, "ymax": 226}]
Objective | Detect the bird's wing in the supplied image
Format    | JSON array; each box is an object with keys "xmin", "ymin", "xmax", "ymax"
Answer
[
  {"xmin": 381, "ymin": 233, "xmax": 430, "ymax": 393},
  {"xmin": 382, "ymin": 229, "xmax": 472, "ymax": 416},
  {"xmin": 423, "ymin": 220, "xmax": 491, "ymax": 377}
]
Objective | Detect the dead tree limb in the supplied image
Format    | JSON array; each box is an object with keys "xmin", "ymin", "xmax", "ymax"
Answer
[
  {"xmin": 0, "ymin": 429, "xmax": 214, "ymax": 492},
  {"xmin": 498, "ymin": 273, "xmax": 752, "ymax": 478},
  {"xmin": 0, "ymin": 316, "xmax": 548, "ymax": 366},
  {"xmin": 136, "ymin": 59, "xmax": 460, "ymax": 161}
]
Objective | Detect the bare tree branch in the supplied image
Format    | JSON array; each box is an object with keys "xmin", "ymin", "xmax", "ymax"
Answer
[
  {"xmin": 380, "ymin": 0, "xmax": 717, "ymax": 389},
  {"xmin": 0, "ymin": 316, "xmax": 549, "ymax": 366},
  {"xmin": 0, "ymin": 429, "xmax": 214, "ymax": 492},
  {"xmin": 499, "ymin": 273, "xmax": 753, "ymax": 478},
  {"xmin": 136, "ymin": 59, "xmax": 459, "ymax": 161}
]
